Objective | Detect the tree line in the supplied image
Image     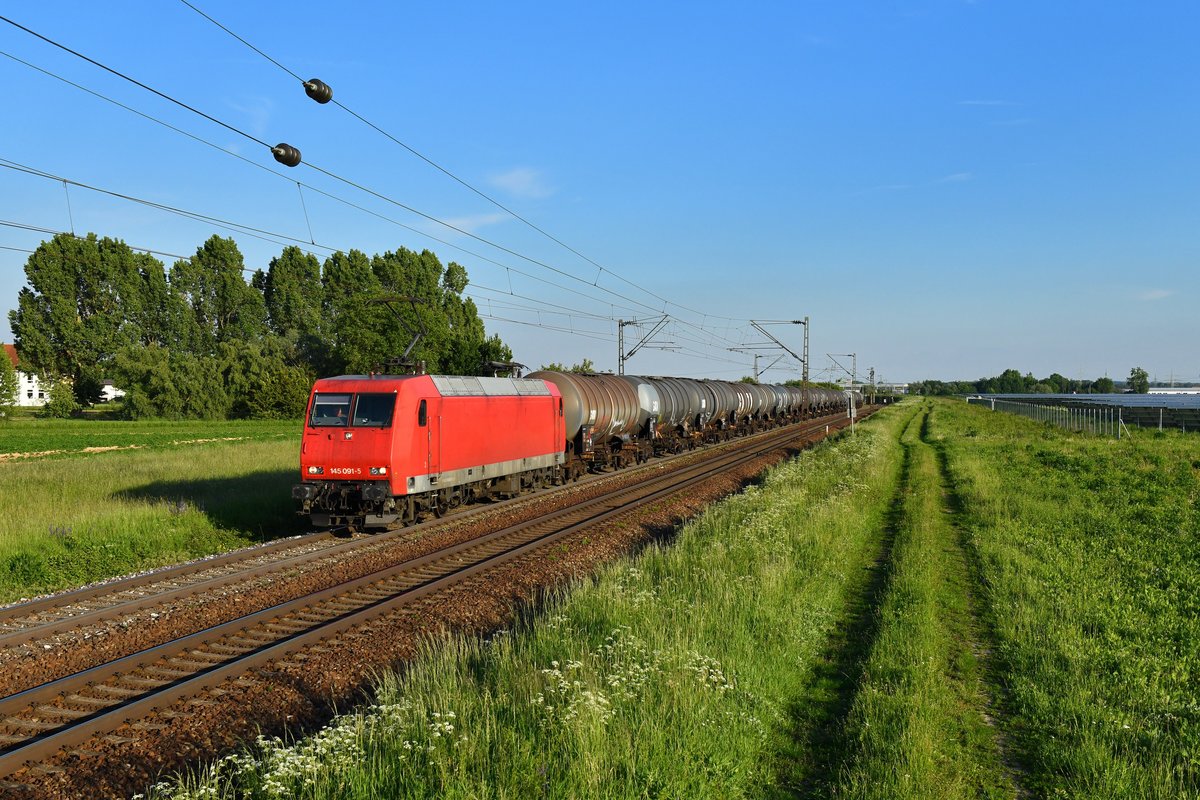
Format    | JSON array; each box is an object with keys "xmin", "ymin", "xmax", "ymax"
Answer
[
  {"xmin": 909, "ymin": 367, "xmax": 1151, "ymax": 396},
  {"xmin": 7, "ymin": 233, "xmax": 511, "ymax": 419}
]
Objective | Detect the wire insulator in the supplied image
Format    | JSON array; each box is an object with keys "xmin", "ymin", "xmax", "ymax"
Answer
[
  {"xmin": 272, "ymin": 143, "xmax": 302, "ymax": 167},
  {"xmin": 304, "ymin": 78, "xmax": 333, "ymax": 104}
]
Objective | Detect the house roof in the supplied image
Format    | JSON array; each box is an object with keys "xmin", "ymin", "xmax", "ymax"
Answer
[{"xmin": 2, "ymin": 344, "xmax": 17, "ymax": 369}]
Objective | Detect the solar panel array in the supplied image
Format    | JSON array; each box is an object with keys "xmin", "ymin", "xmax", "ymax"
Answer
[{"xmin": 968, "ymin": 394, "xmax": 1200, "ymax": 432}]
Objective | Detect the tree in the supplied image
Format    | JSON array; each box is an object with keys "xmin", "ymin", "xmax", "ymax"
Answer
[
  {"xmin": 0, "ymin": 350, "xmax": 18, "ymax": 418},
  {"xmin": 9, "ymin": 233, "xmax": 151, "ymax": 405},
  {"xmin": 371, "ymin": 247, "xmax": 454, "ymax": 372},
  {"xmin": 40, "ymin": 380, "xmax": 81, "ymax": 418},
  {"xmin": 1094, "ymin": 376, "xmax": 1115, "ymax": 393},
  {"xmin": 439, "ymin": 261, "xmax": 511, "ymax": 375},
  {"xmin": 1045, "ymin": 373, "xmax": 1070, "ymax": 393},
  {"xmin": 322, "ymin": 249, "xmax": 386, "ymax": 374},
  {"xmin": 263, "ymin": 246, "xmax": 324, "ymax": 364},
  {"xmin": 993, "ymin": 369, "xmax": 1026, "ymax": 394},
  {"xmin": 170, "ymin": 236, "xmax": 267, "ymax": 353},
  {"xmin": 539, "ymin": 358, "xmax": 596, "ymax": 373},
  {"xmin": 113, "ymin": 345, "xmax": 231, "ymax": 419},
  {"xmin": 1127, "ymin": 366, "xmax": 1150, "ymax": 394},
  {"xmin": 218, "ymin": 338, "xmax": 313, "ymax": 419}
]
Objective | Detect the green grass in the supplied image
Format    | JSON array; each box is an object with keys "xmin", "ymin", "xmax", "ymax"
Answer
[
  {"xmin": 832, "ymin": 403, "xmax": 1012, "ymax": 799},
  {"xmin": 0, "ymin": 416, "xmax": 296, "ymax": 461},
  {"xmin": 0, "ymin": 421, "xmax": 303, "ymax": 603},
  {"xmin": 130, "ymin": 400, "xmax": 1200, "ymax": 799},
  {"xmin": 156, "ymin": 406, "xmax": 912, "ymax": 799},
  {"xmin": 930, "ymin": 399, "xmax": 1200, "ymax": 799}
]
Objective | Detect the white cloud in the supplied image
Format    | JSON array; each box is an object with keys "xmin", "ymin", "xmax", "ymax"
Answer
[
  {"xmin": 958, "ymin": 99, "xmax": 1018, "ymax": 106},
  {"xmin": 1138, "ymin": 289, "xmax": 1173, "ymax": 301},
  {"xmin": 488, "ymin": 168, "xmax": 554, "ymax": 199},
  {"xmin": 439, "ymin": 212, "xmax": 508, "ymax": 234},
  {"xmin": 853, "ymin": 183, "xmax": 911, "ymax": 195},
  {"xmin": 226, "ymin": 97, "xmax": 275, "ymax": 139},
  {"xmin": 937, "ymin": 172, "xmax": 973, "ymax": 183}
]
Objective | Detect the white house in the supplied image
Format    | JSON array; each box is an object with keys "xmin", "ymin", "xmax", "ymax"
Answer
[
  {"xmin": 3, "ymin": 343, "xmax": 47, "ymax": 407},
  {"xmin": 3, "ymin": 344, "xmax": 126, "ymax": 406}
]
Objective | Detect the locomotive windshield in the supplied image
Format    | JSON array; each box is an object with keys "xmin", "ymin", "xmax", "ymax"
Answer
[
  {"xmin": 310, "ymin": 393, "xmax": 352, "ymax": 426},
  {"xmin": 309, "ymin": 392, "xmax": 395, "ymax": 428},
  {"xmin": 352, "ymin": 393, "xmax": 395, "ymax": 427}
]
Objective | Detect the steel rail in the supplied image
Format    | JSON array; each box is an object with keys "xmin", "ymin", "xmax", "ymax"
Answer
[
  {"xmin": 0, "ymin": 412, "xmax": 862, "ymax": 779},
  {"xmin": 0, "ymin": 411, "xmax": 843, "ymax": 648},
  {"xmin": 0, "ymin": 531, "xmax": 337, "ymax": 627}
]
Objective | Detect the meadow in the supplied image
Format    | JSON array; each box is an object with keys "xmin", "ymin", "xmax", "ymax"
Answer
[
  {"xmin": 147, "ymin": 399, "xmax": 1200, "ymax": 800},
  {"xmin": 154, "ymin": 404, "xmax": 915, "ymax": 799},
  {"xmin": 0, "ymin": 418, "xmax": 302, "ymax": 603},
  {"xmin": 930, "ymin": 400, "xmax": 1200, "ymax": 798}
]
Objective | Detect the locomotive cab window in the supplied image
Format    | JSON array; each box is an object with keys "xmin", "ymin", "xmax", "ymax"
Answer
[
  {"xmin": 310, "ymin": 393, "xmax": 352, "ymax": 426},
  {"xmin": 353, "ymin": 393, "xmax": 395, "ymax": 428},
  {"xmin": 418, "ymin": 399, "xmax": 427, "ymax": 427}
]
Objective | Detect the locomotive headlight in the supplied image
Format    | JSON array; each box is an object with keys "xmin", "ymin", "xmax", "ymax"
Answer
[
  {"xmin": 307, "ymin": 466, "xmax": 324, "ymax": 475},
  {"xmin": 369, "ymin": 466, "xmax": 388, "ymax": 476}
]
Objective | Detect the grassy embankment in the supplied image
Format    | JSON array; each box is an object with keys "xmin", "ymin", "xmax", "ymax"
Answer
[
  {"xmin": 0, "ymin": 419, "xmax": 301, "ymax": 604},
  {"xmin": 930, "ymin": 400, "xmax": 1200, "ymax": 799},
  {"xmin": 113, "ymin": 398, "xmax": 1200, "ymax": 798},
  {"xmin": 830, "ymin": 403, "xmax": 1012, "ymax": 799},
  {"xmin": 157, "ymin": 405, "xmax": 923, "ymax": 798}
]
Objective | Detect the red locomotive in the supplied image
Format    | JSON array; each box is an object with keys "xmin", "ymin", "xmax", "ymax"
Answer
[
  {"xmin": 294, "ymin": 371, "xmax": 862, "ymax": 530},
  {"xmin": 293, "ymin": 374, "xmax": 565, "ymax": 528}
]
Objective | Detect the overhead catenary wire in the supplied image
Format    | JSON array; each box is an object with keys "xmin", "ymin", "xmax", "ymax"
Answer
[
  {"xmin": 0, "ymin": 158, "xmax": 334, "ymax": 257},
  {"xmin": 0, "ymin": 21, "xmax": 745, "ymax": 348},
  {"xmin": 1, "ymin": 213, "xmax": 642, "ymax": 344},
  {"xmin": 0, "ymin": 49, "xmax": 655, "ymax": 324},
  {"xmin": 2, "ymin": 158, "xmax": 654, "ymax": 333},
  {"xmin": 0, "ymin": 13, "xmax": 271, "ymax": 151},
  {"xmin": 0, "ymin": 219, "xmax": 250, "ymax": 271},
  {"xmin": 2, "ymin": 219, "xmax": 764, "ymax": 374},
  {"xmin": 174, "ymin": 0, "xmax": 746, "ymax": 326},
  {"xmin": 0, "ymin": 160, "xmax": 653, "ymax": 336},
  {"xmin": 0, "ymin": 17, "xmax": 782, "ymax": 370}
]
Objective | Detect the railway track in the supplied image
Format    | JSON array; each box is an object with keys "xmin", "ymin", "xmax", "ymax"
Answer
[{"xmin": 0, "ymin": 411, "xmax": 863, "ymax": 788}]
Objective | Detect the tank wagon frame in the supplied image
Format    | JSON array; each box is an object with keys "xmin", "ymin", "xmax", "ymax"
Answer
[{"xmin": 294, "ymin": 371, "xmax": 864, "ymax": 530}]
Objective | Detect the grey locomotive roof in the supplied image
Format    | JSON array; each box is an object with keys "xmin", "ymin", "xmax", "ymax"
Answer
[{"xmin": 431, "ymin": 376, "xmax": 552, "ymax": 397}]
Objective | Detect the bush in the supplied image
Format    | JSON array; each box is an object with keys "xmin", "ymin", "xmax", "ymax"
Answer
[{"xmin": 39, "ymin": 381, "xmax": 81, "ymax": 418}]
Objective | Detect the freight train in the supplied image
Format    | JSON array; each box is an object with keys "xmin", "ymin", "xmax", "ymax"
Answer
[{"xmin": 293, "ymin": 371, "xmax": 861, "ymax": 530}]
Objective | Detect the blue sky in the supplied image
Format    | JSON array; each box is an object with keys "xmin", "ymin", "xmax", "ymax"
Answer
[{"xmin": 1, "ymin": 1, "xmax": 1196, "ymax": 384}]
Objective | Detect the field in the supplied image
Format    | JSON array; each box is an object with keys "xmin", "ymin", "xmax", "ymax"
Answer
[
  {"xmin": 0, "ymin": 418, "xmax": 301, "ymax": 604},
  {"xmin": 5, "ymin": 404, "xmax": 1197, "ymax": 798},
  {"xmin": 145, "ymin": 398, "xmax": 1200, "ymax": 800}
]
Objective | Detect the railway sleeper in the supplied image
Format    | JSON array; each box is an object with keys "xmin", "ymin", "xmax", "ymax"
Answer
[
  {"xmin": 5, "ymin": 717, "xmax": 59, "ymax": 731},
  {"xmin": 143, "ymin": 666, "xmax": 195, "ymax": 679},
  {"xmin": 218, "ymin": 638, "xmax": 260, "ymax": 650},
  {"xmin": 237, "ymin": 630, "xmax": 281, "ymax": 641},
  {"xmin": 132, "ymin": 721, "xmax": 170, "ymax": 731},
  {"xmin": 64, "ymin": 694, "xmax": 115, "ymax": 709},
  {"xmin": 33, "ymin": 705, "xmax": 91, "ymax": 720},
  {"xmin": 91, "ymin": 685, "xmax": 141, "ymax": 698},
  {"xmin": 116, "ymin": 676, "xmax": 169, "ymax": 689},
  {"xmin": 169, "ymin": 658, "xmax": 225, "ymax": 671}
]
